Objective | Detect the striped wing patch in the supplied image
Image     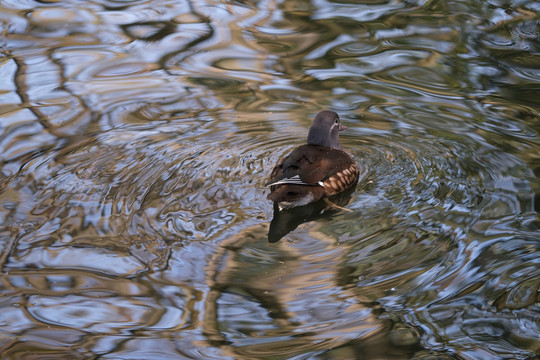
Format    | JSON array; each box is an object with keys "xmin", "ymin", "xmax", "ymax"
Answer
[{"xmin": 266, "ymin": 175, "xmax": 325, "ymax": 187}]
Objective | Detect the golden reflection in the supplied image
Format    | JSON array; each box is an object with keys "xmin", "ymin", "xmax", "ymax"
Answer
[{"xmin": 200, "ymin": 222, "xmax": 410, "ymax": 358}]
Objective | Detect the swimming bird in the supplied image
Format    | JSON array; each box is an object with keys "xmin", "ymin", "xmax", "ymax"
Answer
[{"xmin": 266, "ymin": 111, "xmax": 360, "ymax": 210}]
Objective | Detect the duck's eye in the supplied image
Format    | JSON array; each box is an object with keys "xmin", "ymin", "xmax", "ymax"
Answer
[{"xmin": 334, "ymin": 118, "xmax": 339, "ymax": 124}]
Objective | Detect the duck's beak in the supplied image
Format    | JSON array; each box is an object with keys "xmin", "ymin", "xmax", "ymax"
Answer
[{"xmin": 339, "ymin": 124, "xmax": 347, "ymax": 131}]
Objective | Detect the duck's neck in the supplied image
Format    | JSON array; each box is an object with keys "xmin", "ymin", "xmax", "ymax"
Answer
[{"xmin": 307, "ymin": 130, "xmax": 342, "ymax": 150}]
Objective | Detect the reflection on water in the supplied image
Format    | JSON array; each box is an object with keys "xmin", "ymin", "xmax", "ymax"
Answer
[{"xmin": 0, "ymin": 0, "xmax": 539, "ymax": 358}]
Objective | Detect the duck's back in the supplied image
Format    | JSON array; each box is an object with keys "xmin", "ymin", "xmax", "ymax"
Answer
[{"xmin": 267, "ymin": 145, "xmax": 359, "ymax": 208}]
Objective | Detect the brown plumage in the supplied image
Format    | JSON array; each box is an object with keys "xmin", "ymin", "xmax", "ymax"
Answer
[{"xmin": 266, "ymin": 111, "xmax": 360, "ymax": 210}]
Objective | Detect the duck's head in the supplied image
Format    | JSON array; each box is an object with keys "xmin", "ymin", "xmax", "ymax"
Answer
[{"xmin": 307, "ymin": 110, "xmax": 346, "ymax": 150}]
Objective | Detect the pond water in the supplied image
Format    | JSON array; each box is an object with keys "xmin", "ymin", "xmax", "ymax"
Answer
[{"xmin": 1, "ymin": 0, "xmax": 539, "ymax": 359}]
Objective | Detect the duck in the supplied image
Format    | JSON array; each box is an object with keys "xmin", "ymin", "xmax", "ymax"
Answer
[{"xmin": 266, "ymin": 111, "xmax": 360, "ymax": 210}]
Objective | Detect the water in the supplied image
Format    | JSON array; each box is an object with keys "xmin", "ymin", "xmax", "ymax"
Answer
[{"xmin": 0, "ymin": 0, "xmax": 539, "ymax": 359}]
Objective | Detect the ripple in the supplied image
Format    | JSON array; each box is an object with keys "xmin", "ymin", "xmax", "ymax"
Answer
[
  {"xmin": 120, "ymin": 21, "xmax": 177, "ymax": 41},
  {"xmin": 2, "ymin": 109, "xmax": 277, "ymax": 272},
  {"xmin": 418, "ymin": 302, "xmax": 540, "ymax": 358},
  {"xmin": 312, "ymin": 1, "xmax": 405, "ymax": 22},
  {"xmin": 332, "ymin": 41, "xmax": 380, "ymax": 57},
  {"xmin": 55, "ymin": 47, "xmax": 157, "ymax": 82},
  {"xmin": 372, "ymin": 66, "xmax": 459, "ymax": 95},
  {"xmin": 203, "ymin": 224, "xmax": 387, "ymax": 358},
  {"xmin": 27, "ymin": 294, "xmax": 170, "ymax": 331},
  {"xmin": 29, "ymin": 8, "xmax": 79, "ymax": 23}
]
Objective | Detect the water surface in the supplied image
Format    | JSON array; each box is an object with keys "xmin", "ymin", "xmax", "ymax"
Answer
[{"xmin": 0, "ymin": 0, "xmax": 539, "ymax": 359}]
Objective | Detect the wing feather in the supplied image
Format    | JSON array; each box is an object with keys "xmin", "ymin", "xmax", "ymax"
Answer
[{"xmin": 267, "ymin": 145, "xmax": 355, "ymax": 187}]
